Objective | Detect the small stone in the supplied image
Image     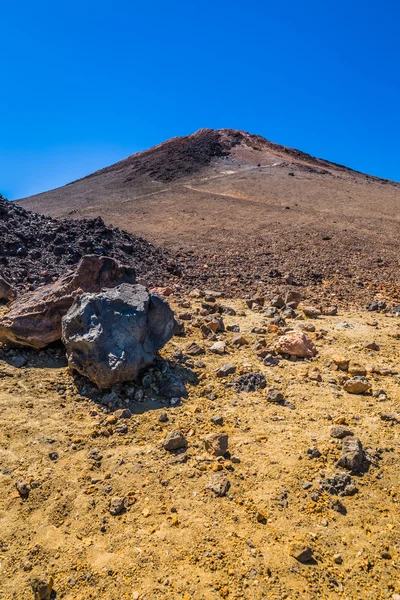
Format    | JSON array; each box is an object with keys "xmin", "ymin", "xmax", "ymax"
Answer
[
  {"xmin": 206, "ymin": 475, "xmax": 230, "ymax": 497},
  {"xmin": 284, "ymin": 291, "xmax": 302, "ymax": 308},
  {"xmin": 330, "ymin": 497, "xmax": 347, "ymax": 514},
  {"xmin": 330, "ymin": 425, "xmax": 353, "ymax": 439},
  {"xmin": 30, "ymin": 576, "xmax": 54, "ymax": 600},
  {"xmin": 15, "ymin": 479, "xmax": 30, "ymax": 498},
  {"xmin": 333, "ymin": 553, "xmax": 343, "ymax": 564},
  {"xmin": 336, "ymin": 437, "xmax": 364, "ymax": 473},
  {"xmin": 114, "ymin": 408, "xmax": 132, "ymax": 419},
  {"xmin": 185, "ymin": 342, "xmax": 205, "ymax": 356},
  {"xmin": 343, "ymin": 377, "xmax": 370, "ymax": 394},
  {"xmin": 216, "ymin": 364, "xmax": 236, "ymax": 378},
  {"xmin": 307, "ymin": 446, "xmax": 321, "ymax": 459},
  {"xmin": 88, "ymin": 448, "xmax": 103, "ymax": 461},
  {"xmin": 204, "ymin": 433, "xmax": 228, "ymax": 456},
  {"xmin": 324, "ymin": 306, "xmax": 338, "ymax": 316},
  {"xmin": 266, "ymin": 389, "xmax": 284, "ymax": 403},
  {"xmin": 303, "ymin": 305, "xmax": 321, "ymax": 318},
  {"xmin": 109, "ymin": 497, "xmax": 126, "ymax": 516},
  {"xmin": 288, "ymin": 543, "xmax": 312, "ymax": 563},
  {"xmin": 210, "ymin": 415, "xmax": 223, "ymax": 426},
  {"xmin": 233, "ymin": 372, "xmax": 266, "ymax": 392},
  {"xmin": 162, "ymin": 430, "xmax": 187, "ymax": 451},
  {"xmin": 231, "ymin": 335, "xmax": 248, "ymax": 346},
  {"xmin": 332, "ymin": 355, "xmax": 349, "ymax": 371},
  {"xmin": 159, "ymin": 412, "xmax": 169, "ymax": 423},
  {"xmin": 271, "ymin": 295, "xmax": 285, "ymax": 308},
  {"xmin": 209, "ymin": 341, "xmax": 226, "ymax": 355}
]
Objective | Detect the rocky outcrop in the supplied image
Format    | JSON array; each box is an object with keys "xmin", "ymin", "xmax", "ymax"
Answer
[
  {"xmin": 0, "ymin": 255, "xmax": 136, "ymax": 349},
  {"xmin": 62, "ymin": 283, "xmax": 175, "ymax": 389}
]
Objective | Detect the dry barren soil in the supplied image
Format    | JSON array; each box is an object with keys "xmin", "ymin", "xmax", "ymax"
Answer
[
  {"xmin": 1, "ymin": 294, "xmax": 400, "ymax": 600},
  {"xmin": 18, "ymin": 129, "xmax": 400, "ymax": 303}
]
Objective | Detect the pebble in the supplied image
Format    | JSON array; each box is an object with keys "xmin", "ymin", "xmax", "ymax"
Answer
[
  {"xmin": 333, "ymin": 553, "xmax": 343, "ymax": 564},
  {"xmin": 336, "ymin": 436, "xmax": 364, "ymax": 473},
  {"xmin": 30, "ymin": 576, "xmax": 54, "ymax": 600},
  {"xmin": 206, "ymin": 475, "xmax": 231, "ymax": 497},
  {"xmin": 216, "ymin": 364, "xmax": 236, "ymax": 377},
  {"xmin": 343, "ymin": 377, "xmax": 370, "ymax": 394},
  {"xmin": 109, "ymin": 497, "xmax": 126, "ymax": 516},
  {"xmin": 288, "ymin": 542, "xmax": 312, "ymax": 563},
  {"xmin": 209, "ymin": 341, "xmax": 226, "ymax": 355},
  {"xmin": 266, "ymin": 388, "xmax": 284, "ymax": 403},
  {"xmin": 162, "ymin": 430, "xmax": 187, "ymax": 451},
  {"xmin": 210, "ymin": 415, "xmax": 223, "ymax": 426},
  {"xmin": 204, "ymin": 433, "xmax": 228, "ymax": 456},
  {"xmin": 330, "ymin": 425, "xmax": 354, "ymax": 439}
]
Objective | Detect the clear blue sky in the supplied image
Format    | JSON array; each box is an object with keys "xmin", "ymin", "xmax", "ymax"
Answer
[{"xmin": 2, "ymin": 0, "xmax": 399, "ymax": 199}]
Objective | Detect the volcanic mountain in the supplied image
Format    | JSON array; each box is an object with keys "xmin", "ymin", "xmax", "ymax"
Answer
[{"xmin": 18, "ymin": 129, "xmax": 400, "ymax": 302}]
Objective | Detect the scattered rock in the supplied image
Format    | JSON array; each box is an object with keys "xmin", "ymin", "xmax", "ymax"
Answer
[
  {"xmin": 109, "ymin": 497, "xmax": 126, "ymax": 516},
  {"xmin": 185, "ymin": 342, "xmax": 205, "ymax": 356},
  {"xmin": 336, "ymin": 437, "xmax": 365, "ymax": 473},
  {"xmin": 303, "ymin": 305, "xmax": 321, "ymax": 318},
  {"xmin": 333, "ymin": 553, "xmax": 343, "ymax": 564},
  {"xmin": 330, "ymin": 425, "xmax": 354, "ymax": 439},
  {"xmin": 210, "ymin": 415, "xmax": 223, "ymax": 426},
  {"xmin": 380, "ymin": 413, "xmax": 400, "ymax": 424},
  {"xmin": 319, "ymin": 472, "xmax": 358, "ymax": 496},
  {"xmin": 206, "ymin": 475, "xmax": 231, "ymax": 497},
  {"xmin": 216, "ymin": 364, "xmax": 236, "ymax": 377},
  {"xmin": 15, "ymin": 479, "xmax": 30, "ymax": 498},
  {"xmin": 62, "ymin": 283, "xmax": 175, "ymax": 389},
  {"xmin": 271, "ymin": 295, "xmax": 285, "ymax": 308},
  {"xmin": 284, "ymin": 291, "xmax": 302, "ymax": 308},
  {"xmin": 233, "ymin": 372, "xmax": 266, "ymax": 392},
  {"xmin": 332, "ymin": 355, "xmax": 349, "ymax": 371},
  {"xmin": 163, "ymin": 430, "xmax": 187, "ymax": 451},
  {"xmin": 324, "ymin": 306, "xmax": 338, "ymax": 316},
  {"xmin": 288, "ymin": 542, "xmax": 312, "ymax": 563},
  {"xmin": 30, "ymin": 576, "xmax": 54, "ymax": 600},
  {"xmin": 266, "ymin": 388, "xmax": 284, "ymax": 403},
  {"xmin": 209, "ymin": 341, "xmax": 226, "ymax": 355},
  {"xmin": 246, "ymin": 297, "xmax": 265, "ymax": 309},
  {"xmin": 307, "ymin": 446, "xmax": 321, "ymax": 459},
  {"xmin": 276, "ymin": 331, "xmax": 317, "ymax": 358},
  {"xmin": 343, "ymin": 377, "xmax": 370, "ymax": 394},
  {"xmin": 204, "ymin": 433, "xmax": 228, "ymax": 456}
]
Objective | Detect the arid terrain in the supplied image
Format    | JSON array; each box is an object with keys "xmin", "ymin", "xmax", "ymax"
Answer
[
  {"xmin": 1, "ymin": 294, "xmax": 400, "ymax": 599},
  {"xmin": 1, "ymin": 129, "xmax": 400, "ymax": 600},
  {"xmin": 19, "ymin": 129, "xmax": 400, "ymax": 303}
]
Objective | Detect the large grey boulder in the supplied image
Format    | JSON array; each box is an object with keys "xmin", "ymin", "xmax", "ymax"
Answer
[
  {"xmin": 62, "ymin": 283, "xmax": 175, "ymax": 389},
  {"xmin": 0, "ymin": 255, "xmax": 136, "ymax": 349}
]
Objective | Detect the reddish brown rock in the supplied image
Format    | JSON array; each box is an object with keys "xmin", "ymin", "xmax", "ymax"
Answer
[
  {"xmin": 276, "ymin": 330, "xmax": 317, "ymax": 358},
  {"xmin": 0, "ymin": 255, "xmax": 136, "ymax": 349}
]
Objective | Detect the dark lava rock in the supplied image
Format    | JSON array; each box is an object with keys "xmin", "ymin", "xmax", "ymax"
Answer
[
  {"xmin": 0, "ymin": 194, "xmax": 175, "ymax": 293},
  {"xmin": 233, "ymin": 372, "xmax": 266, "ymax": 393},
  {"xmin": 319, "ymin": 472, "xmax": 358, "ymax": 496}
]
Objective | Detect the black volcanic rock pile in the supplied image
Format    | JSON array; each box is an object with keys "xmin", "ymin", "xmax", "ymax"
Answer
[
  {"xmin": 0, "ymin": 195, "xmax": 179, "ymax": 291},
  {"xmin": 90, "ymin": 128, "xmax": 247, "ymax": 183}
]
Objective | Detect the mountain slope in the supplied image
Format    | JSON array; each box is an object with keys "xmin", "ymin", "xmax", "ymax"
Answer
[{"xmin": 18, "ymin": 129, "xmax": 400, "ymax": 302}]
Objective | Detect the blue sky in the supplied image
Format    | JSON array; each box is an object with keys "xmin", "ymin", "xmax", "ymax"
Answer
[{"xmin": 1, "ymin": 0, "xmax": 399, "ymax": 199}]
